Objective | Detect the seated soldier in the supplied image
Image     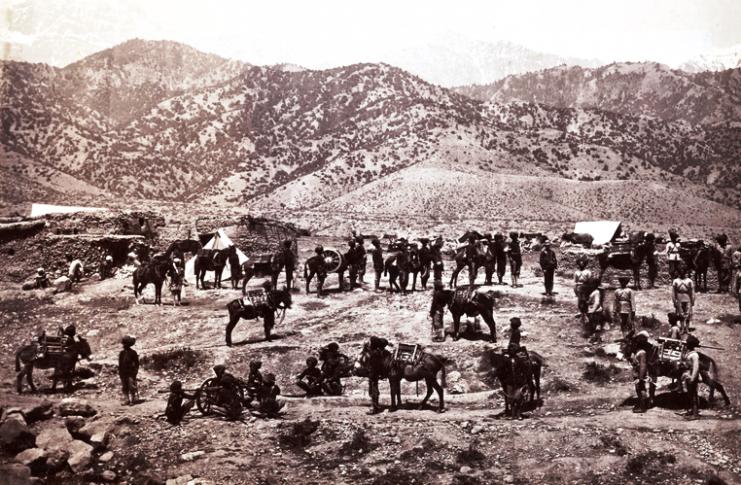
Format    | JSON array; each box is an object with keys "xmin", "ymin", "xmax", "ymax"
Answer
[
  {"xmin": 666, "ymin": 313, "xmax": 682, "ymax": 340},
  {"xmin": 212, "ymin": 365, "xmax": 244, "ymax": 419},
  {"xmin": 59, "ymin": 324, "xmax": 77, "ymax": 347},
  {"xmin": 317, "ymin": 342, "xmax": 345, "ymax": 396},
  {"xmin": 254, "ymin": 373, "xmax": 285, "ymax": 416},
  {"xmin": 34, "ymin": 268, "xmax": 51, "ymax": 289},
  {"xmin": 164, "ymin": 380, "xmax": 196, "ymax": 425},
  {"xmin": 296, "ymin": 357, "xmax": 322, "ymax": 397},
  {"xmin": 246, "ymin": 361, "xmax": 263, "ymax": 398}
]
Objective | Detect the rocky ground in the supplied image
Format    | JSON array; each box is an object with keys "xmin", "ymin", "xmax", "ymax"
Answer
[{"xmin": 1, "ymin": 241, "xmax": 740, "ymax": 485}]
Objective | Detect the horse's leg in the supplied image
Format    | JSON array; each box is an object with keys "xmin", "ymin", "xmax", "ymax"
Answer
[
  {"xmin": 271, "ymin": 268, "xmax": 279, "ymax": 290},
  {"xmin": 225, "ymin": 314, "xmax": 240, "ymax": 347},
  {"xmin": 633, "ymin": 263, "xmax": 642, "ymax": 291},
  {"xmin": 452, "ymin": 313, "xmax": 462, "ymax": 341},
  {"xmin": 264, "ymin": 311, "xmax": 275, "ymax": 341},
  {"xmin": 450, "ymin": 264, "xmax": 462, "ymax": 288},
  {"xmin": 389, "ymin": 379, "xmax": 399, "ymax": 410},
  {"xmin": 419, "ymin": 377, "xmax": 435, "ymax": 409},
  {"xmin": 481, "ymin": 310, "xmax": 497, "ymax": 343},
  {"xmin": 534, "ymin": 365, "xmax": 542, "ymax": 405},
  {"xmin": 305, "ymin": 269, "xmax": 314, "ymax": 294},
  {"xmin": 17, "ymin": 362, "xmax": 28, "ymax": 393},
  {"xmin": 431, "ymin": 376, "xmax": 445, "ymax": 412}
]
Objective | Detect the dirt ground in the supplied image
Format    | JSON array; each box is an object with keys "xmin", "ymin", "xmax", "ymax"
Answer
[{"xmin": 1, "ymin": 240, "xmax": 740, "ymax": 485}]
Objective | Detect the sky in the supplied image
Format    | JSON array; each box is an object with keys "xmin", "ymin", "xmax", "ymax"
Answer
[{"xmin": 2, "ymin": 0, "xmax": 741, "ymax": 68}]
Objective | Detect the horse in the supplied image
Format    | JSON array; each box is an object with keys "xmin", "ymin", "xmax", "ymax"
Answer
[
  {"xmin": 133, "ymin": 259, "xmax": 169, "ymax": 305},
  {"xmin": 561, "ymin": 232, "xmax": 594, "ymax": 248},
  {"xmin": 449, "ymin": 241, "xmax": 490, "ymax": 288},
  {"xmin": 384, "ymin": 250, "xmax": 416, "ymax": 295},
  {"xmin": 225, "ymin": 286, "xmax": 292, "ymax": 345},
  {"xmin": 693, "ymin": 245, "xmax": 713, "ymax": 293},
  {"xmin": 446, "ymin": 286, "xmax": 498, "ymax": 342},
  {"xmin": 597, "ymin": 239, "xmax": 653, "ymax": 289},
  {"xmin": 355, "ymin": 343, "xmax": 448, "ymax": 413},
  {"xmin": 194, "ymin": 248, "xmax": 228, "ymax": 289},
  {"xmin": 488, "ymin": 349, "xmax": 545, "ymax": 418},
  {"xmin": 15, "ymin": 337, "xmax": 93, "ymax": 394},
  {"xmin": 617, "ymin": 334, "xmax": 730, "ymax": 409},
  {"xmin": 302, "ymin": 249, "xmax": 353, "ymax": 294}
]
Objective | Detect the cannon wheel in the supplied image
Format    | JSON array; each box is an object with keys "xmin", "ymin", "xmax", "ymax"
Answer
[
  {"xmin": 195, "ymin": 378, "xmax": 245, "ymax": 416},
  {"xmin": 323, "ymin": 248, "xmax": 343, "ymax": 273}
]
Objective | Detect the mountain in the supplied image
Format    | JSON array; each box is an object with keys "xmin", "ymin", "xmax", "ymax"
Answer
[
  {"xmin": 1, "ymin": 40, "xmax": 741, "ymax": 233},
  {"xmin": 679, "ymin": 45, "xmax": 741, "ymax": 73},
  {"xmin": 380, "ymin": 35, "xmax": 604, "ymax": 88},
  {"xmin": 453, "ymin": 62, "xmax": 741, "ymax": 126}
]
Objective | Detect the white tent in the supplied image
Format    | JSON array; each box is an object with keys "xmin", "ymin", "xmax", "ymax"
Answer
[
  {"xmin": 31, "ymin": 203, "xmax": 105, "ymax": 217},
  {"xmin": 573, "ymin": 221, "xmax": 623, "ymax": 246},
  {"xmin": 184, "ymin": 229, "xmax": 249, "ymax": 284}
]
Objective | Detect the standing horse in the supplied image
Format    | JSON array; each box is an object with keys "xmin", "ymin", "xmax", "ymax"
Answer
[
  {"xmin": 133, "ymin": 259, "xmax": 169, "ymax": 305},
  {"xmin": 384, "ymin": 250, "xmax": 415, "ymax": 295},
  {"xmin": 194, "ymin": 248, "xmax": 228, "ymax": 289},
  {"xmin": 618, "ymin": 333, "xmax": 730, "ymax": 409},
  {"xmin": 446, "ymin": 286, "xmax": 498, "ymax": 342},
  {"xmin": 302, "ymin": 249, "xmax": 353, "ymax": 294},
  {"xmin": 16, "ymin": 337, "xmax": 93, "ymax": 393},
  {"xmin": 598, "ymin": 239, "xmax": 651, "ymax": 288},
  {"xmin": 488, "ymin": 349, "xmax": 545, "ymax": 418},
  {"xmin": 449, "ymin": 241, "xmax": 489, "ymax": 288},
  {"xmin": 225, "ymin": 287, "xmax": 292, "ymax": 345},
  {"xmin": 355, "ymin": 343, "xmax": 448, "ymax": 413}
]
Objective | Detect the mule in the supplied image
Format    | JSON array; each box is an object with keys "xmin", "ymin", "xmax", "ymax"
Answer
[
  {"xmin": 598, "ymin": 239, "xmax": 653, "ymax": 289},
  {"xmin": 449, "ymin": 241, "xmax": 489, "ymax": 288},
  {"xmin": 194, "ymin": 248, "xmax": 228, "ymax": 289},
  {"xmin": 225, "ymin": 287, "xmax": 292, "ymax": 345},
  {"xmin": 446, "ymin": 286, "xmax": 498, "ymax": 342},
  {"xmin": 15, "ymin": 337, "xmax": 93, "ymax": 393},
  {"xmin": 133, "ymin": 259, "xmax": 169, "ymax": 305},
  {"xmin": 355, "ymin": 343, "xmax": 447, "ymax": 413},
  {"xmin": 302, "ymin": 249, "xmax": 352, "ymax": 294},
  {"xmin": 488, "ymin": 349, "xmax": 545, "ymax": 417},
  {"xmin": 618, "ymin": 334, "xmax": 730, "ymax": 409},
  {"xmin": 243, "ymin": 248, "xmax": 296, "ymax": 291}
]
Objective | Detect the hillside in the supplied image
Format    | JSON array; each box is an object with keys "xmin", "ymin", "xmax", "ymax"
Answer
[{"xmin": 1, "ymin": 41, "xmax": 741, "ymax": 225}]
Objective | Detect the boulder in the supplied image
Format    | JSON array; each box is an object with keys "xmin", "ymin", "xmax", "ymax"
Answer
[
  {"xmin": 78, "ymin": 421, "xmax": 112, "ymax": 446},
  {"xmin": 58, "ymin": 399, "xmax": 97, "ymax": 417},
  {"xmin": 21, "ymin": 401, "xmax": 54, "ymax": 424},
  {"xmin": 0, "ymin": 418, "xmax": 37, "ymax": 453},
  {"xmin": 35, "ymin": 424, "xmax": 74, "ymax": 451},
  {"xmin": 0, "ymin": 463, "xmax": 36, "ymax": 485},
  {"xmin": 101, "ymin": 470, "xmax": 117, "ymax": 482},
  {"xmin": 166, "ymin": 475, "xmax": 193, "ymax": 485},
  {"xmin": 98, "ymin": 451, "xmax": 114, "ymax": 463},
  {"xmin": 14, "ymin": 448, "xmax": 47, "ymax": 467},
  {"xmin": 53, "ymin": 276, "xmax": 72, "ymax": 293},
  {"xmin": 44, "ymin": 449, "xmax": 70, "ymax": 475},
  {"xmin": 64, "ymin": 417, "xmax": 86, "ymax": 437},
  {"xmin": 66, "ymin": 440, "xmax": 94, "ymax": 474}
]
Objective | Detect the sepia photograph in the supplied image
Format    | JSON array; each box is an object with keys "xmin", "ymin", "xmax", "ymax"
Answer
[{"xmin": 0, "ymin": 1, "xmax": 740, "ymax": 484}]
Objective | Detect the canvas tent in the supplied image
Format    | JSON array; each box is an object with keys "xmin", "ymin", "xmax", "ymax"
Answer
[
  {"xmin": 31, "ymin": 203, "xmax": 105, "ymax": 217},
  {"xmin": 573, "ymin": 221, "xmax": 622, "ymax": 246},
  {"xmin": 184, "ymin": 229, "xmax": 249, "ymax": 284}
]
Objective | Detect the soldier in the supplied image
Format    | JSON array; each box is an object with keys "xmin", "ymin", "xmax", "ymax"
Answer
[
  {"xmin": 614, "ymin": 276, "xmax": 636, "ymax": 335},
  {"xmin": 34, "ymin": 268, "xmax": 51, "ymax": 289},
  {"xmin": 100, "ymin": 254, "xmax": 114, "ymax": 280},
  {"xmin": 370, "ymin": 239, "xmax": 384, "ymax": 291},
  {"xmin": 212, "ymin": 364, "xmax": 243, "ymax": 419},
  {"xmin": 312, "ymin": 245, "xmax": 328, "ymax": 297},
  {"xmin": 168, "ymin": 258, "xmax": 184, "ymax": 306},
  {"xmin": 493, "ymin": 233, "xmax": 508, "ymax": 285},
  {"xmin": 681, "ymin": 335, "xmax": 702, "ymax": 419},
  {"xmin": 464, "ymin": 234, "xmax": 478, "ymax": 286},
  {"xmin": 164, "ymin": 381, "xmax": 196, "ymax": 425},
  {"xmin": 735, "ymin": 263, "xmax": 741, "ymax": 316},
  {"xmin": 317, "ymin": 342, "xmax": 345, "ymax": 396},
  {"xmin": 431, "ymin": 237, "xmax": 445, "ymax": 284},
  {"xmin": 246, "ymin": 360, "xmax": 263, "ymax": 397},
  {"xmin": 630, "ymin": 331, "xmax": 653, "ymax": 413},
  {"xmin": 119, "ymin": 336, "xmax": 139, "ymax": 406},
  {"xmin": 253, "ymin": 373, "xmax": 285, "ymax": 416},
  {"xmin": 715, "ymin": 234, "xmax": 733, "ymax": 293},
  {"xmin": 643, "ymin": 233, "xmax": 658, "ymax": 289},
  {"xmin": 276, "ymin": 240, "xmax": 296, "ymax": 290},
  {"xmin": 418, "ymin": 237, "xmax": 433, "ymax": 289},
  {"xmin": 366, "ymin": 336, "xmax": 391, "ymax": 414},
  {"xmin": 60, "ymin": 324, "xmax": 77, "ymax": 347},
  {"xmin": 67, "ymin": 254, "xmax": 84, "ymax": 283},
  {"xmin": 666, "ymin": 313, "xmax": 682, "ymax": 340},
  {"xmin": 671, "ymin": 266, "xmax": 695, "ymax": 334},
  {"xmin": 665, "ymin": 231, "xmax": 682, "ymax": 281},
  {"xmin": 429, "ymin": 280, "xmax": 448, "ymax": 342},
  {"xmin": 586, "ymin": 279, "xmax": 603, "ymax": 343},
  {"xmin": 574, "ymin": 256, "xmax": 592, "ymax": 323},
  {"xmin": 355, "ymin": 235, "xmax": 367, "ymax": 285},
  {"xmin": 505, "ymin": 317, "xmax": 533, "ymax": 389},
  {"xmin": 346, "ymin": 239, "xmax": 359, "ymax": 290},
  {"xmin": 296, "ymin": 356, "xmax": 322, "ymax": 397},
  {"xmin": 508, "ymin": 232, "xmax": 522, "ymax": 288},
  {"xmin": 539, "ymin": 241, "xmax": 558, "ymax": 296}
]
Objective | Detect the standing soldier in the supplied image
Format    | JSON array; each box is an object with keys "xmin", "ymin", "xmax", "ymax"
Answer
[
  {"xmin": 418, "ymin": 237, "xmax": 433, "ymax": 290},
  {"xmin": 574, "ymin": 256, "xmax": 592, "ymax": 323},
  {"xmin": 314, "ymin": 245, "xmax": 328, "ymax": 297},
  {"xmin": 630, "ymin": 331, "xmax": 653, "ymax": 413},
  {"xmin": 643, "ymin": 233, "xmax": 658, "ymax": 289},
  {"xmin": 493, "ymin": 233, "xmax": 508, "ymax": 285},
  {"xmin": 539, "ymin": 241, "xmax": 558, "ymax": 296},
  {"xmin": 614, "ymin": 276, "xmax": 636, "ymax": 335},
  {"xmin": 346, "ymin": 238, "xmax": 359, "ymax": 290},
  {"xmin": 370, "ymin": 239, "xmax": 384, "ymax": 291},
  {"xmin": 665, "ymin": 231, "xmax": 682, "ymax": 281},
  {"xmin": 586, "ymin": 279, "xmax": 603, "ymax": 343},
  {"xmin": 671, "ymin": 266, "xmax": 695, "ymax": 334},
  {"xmin": 355, "ymin": 235, "xmax": 367, "ymax": 285},
  {"xmin": 464, "ymin": 234, "xmax": 478, "ymax": 286},
  {"xmin": 681, "ymin": 335, "xmax": 702, "ymax": 420},
  {"xmin": 275, "ymin": 240, "xmax": 296, "ymax": 290},
  {"xmin": 715, "ymin": 234, "xmax": 733, "ymax": 293},
  {"xmin": 100, "ymin": 254, "xmax": 114, "ymax": 280},
  {"xmin": 431, "ymin": 237, "xmax": 445, "ymax": 285},
  {"xmin": 118, "ymin": 336, "xmax": 139, "ymax": 406},
  {"xmin": 508, "ymin": 232, "xmax": 522, "ymax": 288},
  {"xmin": 429, "ymin": 280, "xmax": 449, "ymax": 342}
]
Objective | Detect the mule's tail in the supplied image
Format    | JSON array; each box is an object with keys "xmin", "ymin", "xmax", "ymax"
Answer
[
  {"xmin": 15, "ymin": 349, "xmax": 21, "ymax": 372},
  {"xmin": 441, "ymin": 362, "xmax": 447, "ymax": 388}
]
